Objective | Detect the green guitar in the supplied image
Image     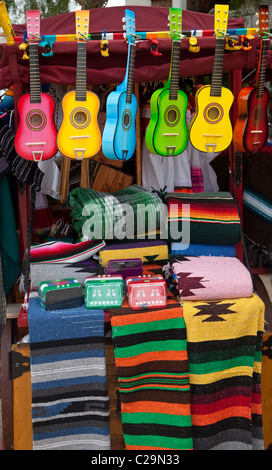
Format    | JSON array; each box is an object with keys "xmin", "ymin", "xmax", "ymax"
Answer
[{"xmin": 145, "ymin": 7, "xmax": 188, "ymax": 156}]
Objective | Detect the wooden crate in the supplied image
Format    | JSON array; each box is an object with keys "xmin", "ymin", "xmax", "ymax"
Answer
[{"xmin": 91, "ymin": 164, "xmax": 134, "ymax": 193}]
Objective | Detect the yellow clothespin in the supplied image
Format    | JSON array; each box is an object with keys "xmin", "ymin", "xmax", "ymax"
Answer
[
  {"xmin": 225, "ymin": 35, "xmax": 241, "ymax": 51},
  {"xmin": 19, "ymin": 40, "xmax": 29, "ymax": 60},
  {"xmin": 100, "ymin": 29, "xmax": 109, "ymax": 57},
  {"xmin": 189, "ymin": 28, "xmax": 200, "ymax": 53}
]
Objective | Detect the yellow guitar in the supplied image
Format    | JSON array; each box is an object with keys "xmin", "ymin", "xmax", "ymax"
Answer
[
  {"xmin": 189, "ymin": 5, "xmax": 233, "ymax": 153},
  {"xmin": 57, "ymin": 11, "xmax": 101, "ymax": 160}
]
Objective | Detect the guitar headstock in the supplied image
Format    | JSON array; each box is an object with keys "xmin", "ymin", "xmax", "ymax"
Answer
[
  {"xmin": 122, "ymin": 9, "xmax": 136, "ymax": 44},
  {"xmin": 214, "ymin": 4, "xmax": 229, "ymax": 36},
  {"xmin": 75, "ymin": 10, "xmax": 89, "ymax": 41},
  {"xmin": 168, "ymin": 7, "xmax": 182, "ymax": 39},
  {"xmin": 257, "ymin": 5, "xmax": 269, "ymax": 37},
  {"xmin": 26, "ymin": 10, "xmax": 40, "ymax": 43}
]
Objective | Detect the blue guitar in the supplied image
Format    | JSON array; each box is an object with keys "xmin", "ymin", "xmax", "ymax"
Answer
[{"xmin": 102, "ymin": 10, "xmax": 137, "ymax": 160}]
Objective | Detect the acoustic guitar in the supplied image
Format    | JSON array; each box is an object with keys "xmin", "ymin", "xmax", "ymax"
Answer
[
  {"xmin": 233, "ymin": 5, "xmax": 269, "ymax": 153},
  {"xmin": 145, "ymin": 7, "xmax": 188, "ymax": 156},
  {"xmin": 57, "ymin": 11, "xmax": 101, "ymax": 160},
  {"xmin": 102, "ymin": 10, "xmax": 137, "ymax": 161},
  {"xmin": 189, "ymin": 5, "xmax": 234, "ymax": 153},
  {"xmin": 14, "ymin": 10, "xmax": 57, "ymax": 162}
]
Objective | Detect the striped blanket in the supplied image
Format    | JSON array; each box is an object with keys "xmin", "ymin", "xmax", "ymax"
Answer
[
  {"xmin": 70, "ymin": 185, "xmax": 167, "ymax": 240},
  {"xmin": 165, "ymin": 191, "xmax": 241, "ymax": 245},
  {"xmin": 183, "ymin": 293, "xmax": 264, "ymax": 450},
  {"xmin": 28, "ymin": 295, "xmax": 110, "ymax": 450},
  {"xmin": 110, "ymin": 261, "xmax": 193, "ymax": 450}
]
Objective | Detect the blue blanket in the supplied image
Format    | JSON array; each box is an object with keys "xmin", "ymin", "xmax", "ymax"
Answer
[
  {"xmin": 28, "ymin": 296, "xmax": 110, "ymax": 450},
  {"xmin": 171, "ymin": 243, "xmax": 236, "ymax": 257}
]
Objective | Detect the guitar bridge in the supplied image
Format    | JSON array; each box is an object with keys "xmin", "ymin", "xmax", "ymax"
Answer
[{"xmin": 166, "ymin": 146, "xmax": 176, "ymax": 156}]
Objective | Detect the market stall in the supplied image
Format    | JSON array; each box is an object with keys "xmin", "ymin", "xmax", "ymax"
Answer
[{"xmin": 0, "ymin": 3, "xmax": 272, "ymax": 452}]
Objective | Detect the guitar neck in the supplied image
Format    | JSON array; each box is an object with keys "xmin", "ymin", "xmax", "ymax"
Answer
[
  {"xmin": 256, "ymin": 38, "xmax": 268, "ymax": 99},
  {"xmin": 210, "ymin": 36, "xmax": 225, "ymax": 97},
  {"xmin": 126, "ymin": 42, "xmax": 136, "ymax": 104},
  {"xmin": 169, "ymin": 40, "xmax": 181, "ymax": 100},
  {"xmin": 29, "ymin": 43, "xmax": 41, "ymax": 103},
  {"xmin": 76, "ymin": 41, "xmax": 87, "ymax": 101}
]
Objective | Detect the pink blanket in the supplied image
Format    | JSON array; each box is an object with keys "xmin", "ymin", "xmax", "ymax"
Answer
[{"xmin": 169, "ymin": 255, "xmax": 253, "ymax": 301}]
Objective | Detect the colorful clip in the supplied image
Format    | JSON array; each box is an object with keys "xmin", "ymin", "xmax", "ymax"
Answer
[{"xmin": 149, "ymin": 38, "xmax": 162, "ymax": 56}]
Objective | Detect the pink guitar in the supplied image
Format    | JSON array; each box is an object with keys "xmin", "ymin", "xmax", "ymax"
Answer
[{"xmin": 15, "ymin": 10, "xmax": 57, "ymax": 161}]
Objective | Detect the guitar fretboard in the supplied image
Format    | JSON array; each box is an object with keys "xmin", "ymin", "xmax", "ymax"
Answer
[
  {"xmin": 126, "ymin": 43, "xmax": 135, "ymax": 104},
  {"xmin": 169, "ymin": 40, "xmax": 181, "ymax": 100},
  {"xmin": 210, "ymin": 36, "xmax": 225, "ymax": 97},
  {"xmin": 76, "ymin": 41, "xmax": 87, "ymax": 101},
  {"xmin": 29, "ymin": 43, "xmax": 41, "ymax": 104},
  {"xmin": 257, "ymin": 38, "xmax": 268, "ymax": 99}
]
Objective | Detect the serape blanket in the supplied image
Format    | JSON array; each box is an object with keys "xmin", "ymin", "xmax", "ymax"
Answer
[
  {"xmin": 28, "ymin": 296, "xmax": 110, "ymax": 450},
  {"xmin": 70, "ymin": 185, "xmax": 167, "ymax": 240},
  {"xmin": 171, "ymin": 243, "xmax": 236, "ymax": 257},
  {"xmin": 30, "ymin": 259, "xmax": 101, "ymax": 290},
  {"xmin": 167, "ymin": 255, "xmax": 253, "ymax": 301},
  {"xmin": 30, "ymin": 240, "xmax": 105, "ymax": 264},
  {"xmin": 183, "ymin": 293, "xmax": 264, "ymax": 450},
  {"xmin": 99, "ymin": 240, "xmax": 168, "ymax": 268},
  {"xmin": 110, "ymin": 262, "xmax": 193, "ymax": 450},
  {"xmin": 165, "ymin": 191, "xmax": 241, "ymax": 245}
]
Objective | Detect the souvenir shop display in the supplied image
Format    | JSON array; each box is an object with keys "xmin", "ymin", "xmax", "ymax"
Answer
[{"xmin": 1, "ymin": 1, "xmax": 272, "ymax": 452}]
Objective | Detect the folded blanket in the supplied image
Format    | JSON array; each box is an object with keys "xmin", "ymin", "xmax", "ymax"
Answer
[
  {"xmin": 30, "ymin": 259, "xmax": 101, "ymax": 290},
  {"xmin": 28, "ymin": 296, "xmax": 110, "ymax": 450},
  {"xmin": 99, "ymin": 240, "xmax": 168, "ymax": 268},
  {"xmin": 167, "ymin": 255, "xmax": 253, "ymax": 301},
  {"xmin": 183, "ymin": 293, "xmax": 264, "ymax": 450},
  {"xmin": 111, "ymin": 291, "xmax": 193, "ymax": 450},
  {"xmin": 30, "ymin": 240, "xmax": 105, "ymax": 264},
  {"xmin": 70, "ymin": 185, "xmax": 167, "ymax": 240},
  {"xmin": 165, "ymin": 192, "xmax": 241, "ymax": 245},
  {"xmin": 171, "ymin": 243, "xmax": 236, "ymax": 257}
]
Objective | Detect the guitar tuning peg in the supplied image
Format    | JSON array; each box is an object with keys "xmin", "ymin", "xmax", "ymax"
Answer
[
  {"xmin": 256, "ymin": 20, "xmax": 259, "ymax": 25},
  {"xmin": 122, "ymin": 17, "xmax": 125, "ymax": 22},
  {"xmin": 123, "ymin": 24, "xmax": 126, "ymax": 30}
]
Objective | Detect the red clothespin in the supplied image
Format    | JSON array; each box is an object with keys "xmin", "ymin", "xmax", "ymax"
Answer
[{"xmin": 149, "ymin": 38, "xmax": 162, "ymax": 56}]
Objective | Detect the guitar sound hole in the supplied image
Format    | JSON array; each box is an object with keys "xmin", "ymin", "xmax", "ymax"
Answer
[
  {"xmin": 164, "ymin": 105, "xmax": 180, "ymax": 127},
  {"xmin": 30, "ymin": 113, "xmax": 43, "ymax": 128},
  {"xmin": 122, "ymin": 110, "xmax": 132, "ymax": 131},
  {"xmin": 252, "ymin": 105, "xmax": 263, "ymax": 125},
  {"xmin": 124, "ymin": 113, "xmax": 130, "ymax": 127},
  {"xmin": 207, "ymin": 107, "xmax": 220, "ymax": 120},
  {"xmin": 74, "ymin": 111, "xmax": 88, "ymax": 126},
  {"xmin": 26, "ymin": 110, "xmax": 47, "ymax": 131},
  {"xmin": 203, "ymin": 103, "xmax": 223, "ymax": 124},
  {"xmin": 167, "ymin": 109, "xmax": 177, "ymax": 123}
]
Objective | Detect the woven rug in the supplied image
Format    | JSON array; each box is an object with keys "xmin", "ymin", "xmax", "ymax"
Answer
[
  {"xmin": 167, "ymin": 255, "xmax": 253, "ymax": 301},
  {"xmin": 99, "ymin": 240, "xmax": 168, "ymax": 268},
  {"xmin": 110, "ymin": 287, "xmax": 193, "ymax": 450},
  {"xmin": 28, "ymin": 296, "xmax": 110, "ymax": 450},
  {"xmin": 165, "ymin": 191, "xmax": 241, "ymax": 245},
  {"xmin": 183, "ymin": 293, "xmax": 264, "ymax": 450}
]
